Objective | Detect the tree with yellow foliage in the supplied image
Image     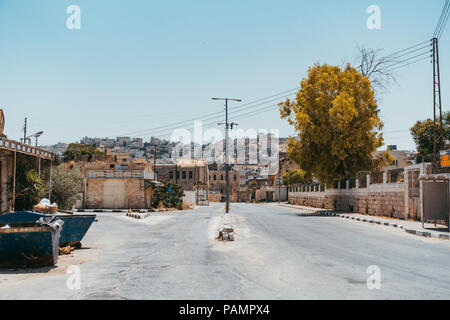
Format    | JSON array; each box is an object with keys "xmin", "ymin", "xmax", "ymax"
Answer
[{"xmin": 279, "ymin": 64, "xmax": 389, "ymax": 186}]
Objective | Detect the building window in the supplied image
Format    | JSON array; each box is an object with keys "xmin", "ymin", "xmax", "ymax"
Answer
[
  {"xmin": 169, "ymin": 171, "xmax": 173, "ymax": 179},
  {"xmin": 189, "ymin": 171, "xmax": 193, "ymax": 179},
  {"xmin": 234, "ymin": 174, "xmax": 237, "ymax": 181},
  {"xmin": 221, "ymin": 174, "xmax": 224, "ymax": 181},
  {"xmin": 214, "ymin": 174, "xmax": 217, "ymax": 181},
  {"xmin": 182, "ymin": 171, "xmax": 186, "ymax": 179}
]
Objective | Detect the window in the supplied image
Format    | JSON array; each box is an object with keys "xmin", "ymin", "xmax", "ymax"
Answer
[
  {"xmin": 177, "ymin": 171, "xmax": 180, "ymax": 179},
  {"xmin": 214, "ymin": 175, "xmax": 217, "ymax": 181},
  {"xmin": 182, "ymin": 171, "xmax": 186, "ymax": 179},
  {"xmin": 234, "ymin": 175, "xmax": 237, "ymax": 181},
  {"xmin": 221, "ymin": 175, "xmax": 224, "ymax": 181},
  {"xmin": 110, "ymin": 164, "xmax": 115, "ymax": 169},
  {"xmin": 189, "ymin": 171, "xmax": 193, "ymax": 179},
  {"xmin": 169, "ymin": 171, "xmax": 173, "ymax": 179}
]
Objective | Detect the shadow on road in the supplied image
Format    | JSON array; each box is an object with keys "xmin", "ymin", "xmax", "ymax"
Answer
[
  {"xmin": 295, "ymin": 213, "xmax": 333, "ymax": 217},
  {"xmin": 0, "ymin": 266, "xmax": 56, "ymax": 274},
  {"xmin": 424, "ymin": 227, "xmax": 449, "ymax": 233}
]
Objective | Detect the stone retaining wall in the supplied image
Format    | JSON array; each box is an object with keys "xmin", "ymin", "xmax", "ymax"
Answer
[{"xmin": 289, "ymin": 183, "xmax": 405, "ymax": 219}]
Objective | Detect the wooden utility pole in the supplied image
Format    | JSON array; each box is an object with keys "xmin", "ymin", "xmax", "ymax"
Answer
[
  {"xmin": 11, "ymin": 151, "xmax": 16, "ymax": 212},
  {"xmin": 153, "ymin": 145, "xmax": 158, "ymax": 180},
  {"xmin": 23, "ymin": 118, "xmax": 27, "ymax": 144},
  {"xmin": 48, "ymin": 160, "xmax": 53, "ymax": 202}
]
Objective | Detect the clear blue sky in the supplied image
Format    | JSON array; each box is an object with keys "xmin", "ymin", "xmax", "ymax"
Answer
[{"xmin": 0, "ymin": 0, "xmax": 448, "ymax": 150}]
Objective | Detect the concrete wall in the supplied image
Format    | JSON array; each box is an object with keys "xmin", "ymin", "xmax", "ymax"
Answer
[
  {"xmin": 207, "ymin": 192, "xmax": 239, "ymax": 203},
  {"xmin": 183, "ymin": 191, "xmax": 196, "ymax": 206},
  {"xmin": 208, "ymin": 193, "xmax": 222, "ymax": 202},
  {"xmin": 287, "ymin": 165, "xmax": 440, "ymax": 220}
]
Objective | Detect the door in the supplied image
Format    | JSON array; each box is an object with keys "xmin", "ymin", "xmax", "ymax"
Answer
[
  {"xmin": 103, "ymin": 180, "xmax": 125, "ymax": 209},
  {"xmin": 422, "ymin": 181, "xmax": 449, "ymax": 222}
]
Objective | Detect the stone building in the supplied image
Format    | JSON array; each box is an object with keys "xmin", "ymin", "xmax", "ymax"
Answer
[
  {"xmin": 154, "ymin": 160, "xmax": 209, "ymax": 205},
  {"xmin": 208, "ymin": 165, "xmax": 240, "ymax": 202},
  {"xmin": 82, "ymin": 159, "xmax": 154, "ymax": 209}
]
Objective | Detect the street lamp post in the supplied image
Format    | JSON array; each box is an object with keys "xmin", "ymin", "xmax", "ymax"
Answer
[
  {"xmin": 26, "ymin": 131, "xmax": 44, "ymax": 147},
  {"xmin": 212, "ymin": 97, "xmax": 241, "ymax": 213}
]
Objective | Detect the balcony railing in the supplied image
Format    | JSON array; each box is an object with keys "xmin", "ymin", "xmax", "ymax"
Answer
[
  {"xmin": 0, "ymin": 138, "xmax": 54, "ymax": 160},
  {"xmin": 87, "ymin": 169, "xmax": 153, "ymax": 179}
]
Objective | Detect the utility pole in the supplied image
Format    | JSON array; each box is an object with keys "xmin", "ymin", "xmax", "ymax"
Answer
[
  {"xmin": 212, "ymin": 97, "xmax": 241, "ymax": 213},
  {"xmin": 153, "ymin": 145, "xmax": 158, "ymax": 180},
  {"xmin": 432, "ymin": 37, "xmax": 444, "ymax": 174},
  {"xmin": 23, "ymin": 117, "xmax": 27, "ymax": 144}
]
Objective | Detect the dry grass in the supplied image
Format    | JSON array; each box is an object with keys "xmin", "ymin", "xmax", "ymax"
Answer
[{"xmin": 182, "ymin": 203, "xmax": 194, "ymax": 210}]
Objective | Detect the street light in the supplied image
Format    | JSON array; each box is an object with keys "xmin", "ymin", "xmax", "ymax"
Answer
[
  {"xmin": 212, "ymin": 97, "xmax": 242, "ymax": 214},
  {"xmin": 26, "ymin": 131, "xmax": 44, "ymax": 147}
]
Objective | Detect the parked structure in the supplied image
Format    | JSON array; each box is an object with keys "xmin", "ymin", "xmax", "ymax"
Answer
[{"xmin": 0, "ymin": 110, "xmax": 55, "ymax": 214}]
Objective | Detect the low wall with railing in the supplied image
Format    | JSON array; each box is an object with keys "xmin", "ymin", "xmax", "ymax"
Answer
[
  {"xmin": 289, "ymin": 183, "xmax": 405, "ymax": 219},
  {"xmin": 286, "ymin": 164, "xmax": 432, "ymax": 220},
  {"xmin": 0, "ymin": 138, "xmax": 54, "ymax": 160},
  {"xmin": 87, "ymin": 169, "xmax": 152, "ymax": 179}
]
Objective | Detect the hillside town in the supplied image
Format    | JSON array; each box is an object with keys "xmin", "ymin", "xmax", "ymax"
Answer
[
  {"xmin": 36, "ymin": 136, "xmax": 423, "ymax": 212},
  {"xmin": 1, "ymin": 0, "xmax": 450, "ymax": 306}
]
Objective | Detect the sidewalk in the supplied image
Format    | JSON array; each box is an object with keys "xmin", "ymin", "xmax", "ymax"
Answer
[{"xmin": 279, "ymin": 203, "xmax": 450, "ymax": 240}]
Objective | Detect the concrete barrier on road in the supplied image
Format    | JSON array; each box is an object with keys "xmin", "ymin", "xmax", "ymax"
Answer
[
  {"xmin": 218, "ymin": 213, "xmax": 235, "ymax": 241},
  {"xmin": 126, "ymin": 212, "xmax": 150, "ymax": 220},
  {"xmin": 75, "ymin": 209, "xmax": 156, "ymax": 213}
]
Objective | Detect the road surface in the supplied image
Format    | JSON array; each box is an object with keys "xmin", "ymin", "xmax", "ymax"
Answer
[{"xmin": 1, "ymin": 203, "xmax": 449, "ymax": 299}]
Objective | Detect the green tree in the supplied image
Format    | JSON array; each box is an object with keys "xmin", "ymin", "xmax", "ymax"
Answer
[
  {"xmin": 63, "ymin": 143, "xmax": 104, "ymax": 162},
  {"xmin": 410, "ymin": 112, "xmax": 450, "ymax": 163},
  {"xmin": 9, "ymin": 161, "xmax": 46, "ymax": 211},
  {"xmin": 279, "ymin": 64, "xmax": 389, "ymax": 186},
  {"xmin": 50, "ymin": 165, "xmax": 84, "ymax": 210},
  {"xmin": 282, "ymin": 169, "xmax": 309, "ymax": 186},
  {"xmin": 152, "ymin": 182, "xmax": 184, "ymax": 210}
]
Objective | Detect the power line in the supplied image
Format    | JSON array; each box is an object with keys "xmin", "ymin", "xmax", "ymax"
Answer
[
  {"xmin": 138, "ymin": 101, "xmax": 283, "ymax": 140},
  {"xmin": 113, "ymin": 88, "xmax": 299, "ymax": 137},
  {"xmin": 433, "ymin": 0, "xmax": 449, "ymax": 37},
  {"xmin": 384, "ymin": 56, "xmax": 431, "ymax": 73},
  {"xmin": 121, "ymin": 92, "xmax": 297, "ymax": 138},
  {"xmin": 139, "ymin": 101, "xmax": 284, "ymax": 140},
  {"xmin": 100, "ymin": 38, "xmax": 440, "ymax": 142},
  {"xmin": 434, "ymin": 0, "xmax": 450, "ymax": 39},
  {"xmin": 366, "ymin": 40, "xmax": 431, "ymax": 66},
  {"xmin": 381, "ymin": 50, "xmax": 432, "ymax": 72},
  {"xmin": 438, "ymin": 2, "xmax": 450, "ymax": 39}
]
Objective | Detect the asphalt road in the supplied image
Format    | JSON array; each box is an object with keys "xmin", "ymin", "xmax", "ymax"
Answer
[{"xmin": 1, "ymin": 203, "xmax": 449, "ymax": 299}]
